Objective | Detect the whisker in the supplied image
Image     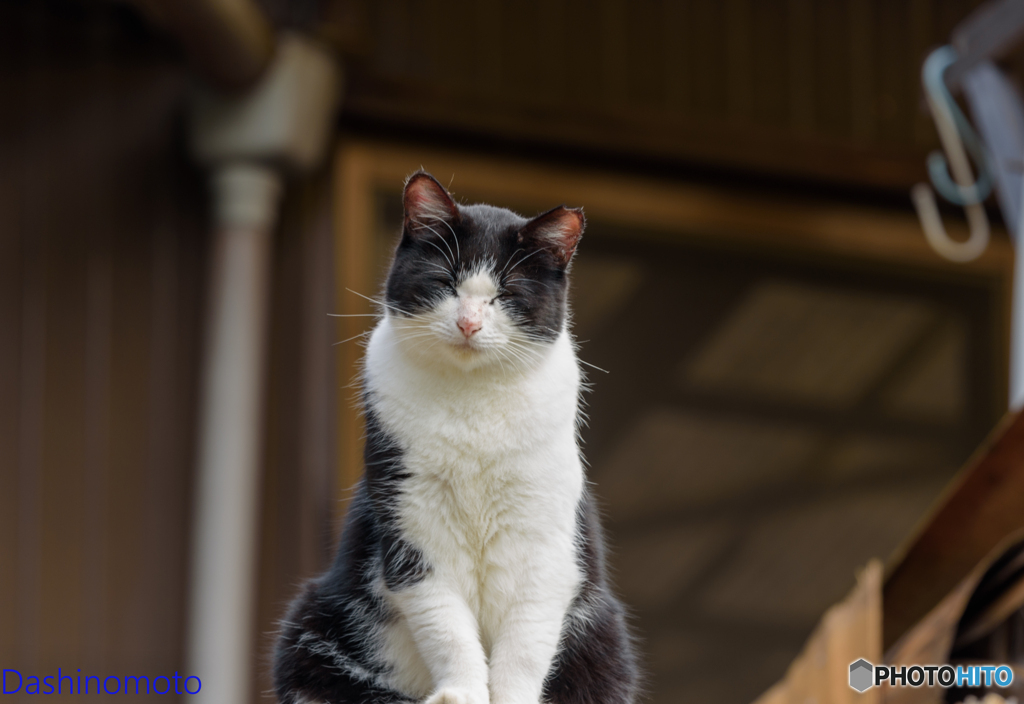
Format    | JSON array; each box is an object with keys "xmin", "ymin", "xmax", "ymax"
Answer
[
  {"xmin": 506, "ymin": 340, "xmax": 541, "ymax": 355},
  {"xmin": 496, "ymin": 346, "xmax": 524, "ymax": 376},
  {"xmin": 422, "ymin": 265, "xmax": 456, "ymax": 281},
  {"xmin": 345, "ymin": 288, "xmax": 411, "ymax": 317},
  {"xmin": 499, "ymin": 340, "xmax": 539, "ymax": 369},
  {"xmin": 423, "ymin": 238, "xmax": 455, "ymax": 270},
  {"xmin": 501, "ymin": 349, "xmax": 531, "ymax": 370},
  {"xmin": 424, "ymin": 215, "xmax": 460, "ymax": 262},
  {"xmin": 492, "ymin": 347, "xmax": 510, "ymax": 377},
  {"xmin": 505, "ymin": 249, "xmax": 543, "ymax": 277},
  {"xmin": 411, "ymin": 220, "xmax": 455, "ymax": 269},
  {"xmin": 500, "ymin": 248, "xmax": 524, "ymax": 277},
  {"xmin": 390, "ymin": 322, "xmax": 437, "ymax": 330},
  {"xmin": 332, "ymin": 331, "xmax": 372, "ymax": 346}
]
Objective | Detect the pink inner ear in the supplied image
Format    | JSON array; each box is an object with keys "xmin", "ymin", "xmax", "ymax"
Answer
[
  {"xmin": 533, "ymin": 208, "xmax": 584, "ymax": 264},
  {"xmin": 404, "ymin": 174, "xmax": 457, "ymax": 224}
]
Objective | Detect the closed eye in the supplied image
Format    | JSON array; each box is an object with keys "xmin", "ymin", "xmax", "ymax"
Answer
[{"xmin": 428, "ymin": 277, "xmax": 455, "ymax": 293}]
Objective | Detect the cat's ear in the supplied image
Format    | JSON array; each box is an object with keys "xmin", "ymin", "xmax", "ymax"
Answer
[
  {"xmin": 519, "ymin": 206, "xmax": 584, "ymax": 267},
  {"xmin": 403, "ymin": 171, "xmax": 459, "ymax": 236}
]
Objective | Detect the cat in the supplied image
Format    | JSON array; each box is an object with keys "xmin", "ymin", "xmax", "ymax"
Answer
[{"xmin": 273, "ymin": 172, "xmax": 639, "ymax": 704}]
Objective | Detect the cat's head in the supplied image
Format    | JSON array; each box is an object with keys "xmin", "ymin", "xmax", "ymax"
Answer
[{"xmin": 383, "ymin": 171, "xmax": 583, "ymax": 371}]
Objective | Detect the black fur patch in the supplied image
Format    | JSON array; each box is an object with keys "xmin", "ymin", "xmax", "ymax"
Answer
[
  {"xmin": 274, "ymin": 491, "xmax": 410, "ymax": 704},
  {"xmin": 273, "ymin": 402, "xmax": 429, "ymax": 704},
  {"xmin": 543, "ymin": 492, "xmax": 641, "ymax": 704},
  {"xmin": 363, "ymin": 407, "xmax": 430, "ymax": 590}
]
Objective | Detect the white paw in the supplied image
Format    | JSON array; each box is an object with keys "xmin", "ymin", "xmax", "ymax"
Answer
[{"xmin": 424, "ymin": 687, "xmax": 488, "ymax": 704}]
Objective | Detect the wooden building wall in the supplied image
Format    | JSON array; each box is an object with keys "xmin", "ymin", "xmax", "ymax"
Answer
[
  {"xmin": 0, "ymin": 3, "xmax": 206, "ymax": 681},
  {"xmin": 0, "ymin": 3, "xmax": 336, "ymax": 699},
  {"xmin": 333, "ymin": 0, "xmax": 1000, "ymax": 192}
]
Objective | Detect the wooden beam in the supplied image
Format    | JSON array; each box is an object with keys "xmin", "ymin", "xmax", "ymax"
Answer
[
  {"xmin": 884, "ymin": 410, "xmax": 1024, "ymax": 649},
  {"xmin": 336, "ymin": 139, "xmax": 1012, "ymax": 275}
]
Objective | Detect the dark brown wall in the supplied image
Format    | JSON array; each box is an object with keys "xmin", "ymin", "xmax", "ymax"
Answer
[
  {"xmin": 0, "ymin": 0, "xmax": 206, "ymax": 684},
  {"xmin": 337, "ymin": 0, "xmax": 999, "ymax": 192},
  {"xmin": 0, "ymin": 4, "xmax": 337, "ymax": 699}
]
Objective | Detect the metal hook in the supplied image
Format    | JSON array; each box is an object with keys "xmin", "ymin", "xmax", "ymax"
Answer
[
  {"xmin": 911, "ymin": 182, "xmax": 990, "ymax": 263},
  {"xmin": 923, "ymin": 46, "xmax": 994, "ymax": 206},
  {"xmin": 913, "ymin": 45, "xmax": 992, "ymax": 263}
]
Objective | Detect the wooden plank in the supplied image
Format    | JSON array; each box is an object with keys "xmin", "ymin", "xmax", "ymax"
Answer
[
  {"xmin": 0, "ymin": 71, "xmax": 24, "ymax": 669},
  {"xmin": 753, "ymin": 561, "xmax": 883, "ymax": 704},
  {"xmin": 884, "ymin": 410, "xmax": 1024, "ymax": 648},
  {"xmin": 134, "ymin": 149, "xmax": 195, "ymax": 678},
  {"xmin": 38, "ymin": 175, "xmax": 90, "ymax": 670},
  {"xmin": 787, "ymin": 0, "xmax": 816, "ymax": 132},
  {"xmin": 337, "ymin": 139, "xmax": 1012, "ymax": 275},
  {"xmin": 847, "ymin": 0, "xmax": 875, "ymax": 141},
  {"xmin": 298, "ymin": 176, "xmax": 337, "ymax": 573},
  {"xmin": 15, "ymin": 58, "xmax": 50, "ymax": 674},
  {"xmin": 333, "ymin": 142, "xmax": 379, "ymax": 518}
]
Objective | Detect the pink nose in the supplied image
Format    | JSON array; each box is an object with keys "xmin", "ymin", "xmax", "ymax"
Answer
[{"xmin": 458, "ymin": 317, "xmax": 482, "ymax": 337}]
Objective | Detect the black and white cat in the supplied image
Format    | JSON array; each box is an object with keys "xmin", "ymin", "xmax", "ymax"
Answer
[{"xmin": 274, "ymin": 172, "xmax": 639, "ymax": 704}]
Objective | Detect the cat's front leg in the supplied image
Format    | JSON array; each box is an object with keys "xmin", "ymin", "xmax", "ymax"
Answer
[
  {"xmin": 389, "ymin": 578, "xmax": 490, "ymax": 704},
  {"xmin": 486, "ymin": 581, "xmax": 576, "ymax": 704}
]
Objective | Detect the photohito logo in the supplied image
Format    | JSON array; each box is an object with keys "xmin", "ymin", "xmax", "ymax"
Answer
[
  {"xmin": 848, "ymin": 661, "xmax": 1014, "ymax": 692},
  {"xmin": 849, "ymin": 660, "xmax": 873, "ymax": 692}
]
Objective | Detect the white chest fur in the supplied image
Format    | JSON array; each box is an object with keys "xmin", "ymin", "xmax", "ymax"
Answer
[{"xmin": 364, "ymin": 319, "xmax": 585, "ymax": 671}]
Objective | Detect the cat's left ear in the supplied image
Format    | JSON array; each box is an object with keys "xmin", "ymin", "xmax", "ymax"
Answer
[
  {"xmin": 519, "ymin": 206, "xmax": 584, "ymax": 267},
  {"xmin": 403, "ymin": 171, "xmax": 459, "ymax": 236}
]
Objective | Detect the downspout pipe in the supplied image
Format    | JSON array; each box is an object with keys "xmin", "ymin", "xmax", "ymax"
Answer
[
  {"xmin": 186, "ymin": 33, "xmax": 341, "ymax": 704},
  {"xmin": 188, "ymin": 162, "xmax": 280, "ymax": 704}
]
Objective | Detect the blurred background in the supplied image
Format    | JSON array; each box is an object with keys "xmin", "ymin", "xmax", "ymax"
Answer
[{"xmin": 1, "ymin": 0, "xmax": 1020, "ymax": 703}]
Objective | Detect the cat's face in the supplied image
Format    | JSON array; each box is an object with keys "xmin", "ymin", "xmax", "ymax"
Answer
[{"xmin": 384, "ymin": 172, "xmax": 583, "ymax": 371}]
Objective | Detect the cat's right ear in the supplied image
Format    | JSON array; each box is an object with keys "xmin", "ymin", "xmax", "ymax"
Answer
[{"xmin": 403, "ymin": 171, "xmax": 459, "ymax": 237}]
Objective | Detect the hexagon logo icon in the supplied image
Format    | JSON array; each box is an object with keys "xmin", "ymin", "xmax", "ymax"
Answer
[{"xmin": 849, "ymin": 659, "xmax": 873, "ymax": 692}]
